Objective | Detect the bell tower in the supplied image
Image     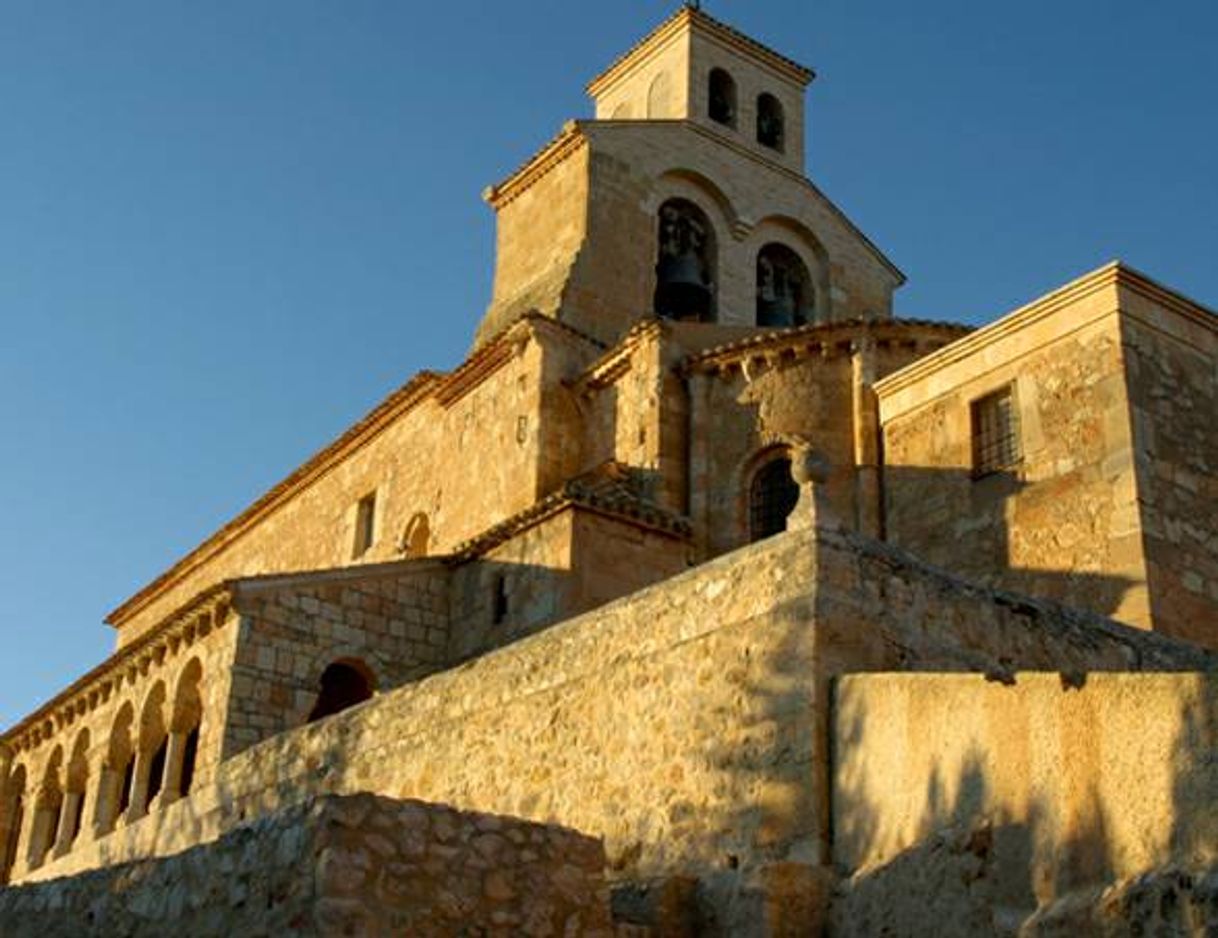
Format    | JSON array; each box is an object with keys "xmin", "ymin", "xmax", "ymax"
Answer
[{"xmin": 473, "ymin": 6, "xmax": 903, "ymax": 350}]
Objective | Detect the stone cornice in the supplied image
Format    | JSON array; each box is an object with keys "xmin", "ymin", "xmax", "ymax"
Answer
[
  {"xmin": 681, "ymin": 318, "xmax": 971, "ymax": 376},
  {"xmin": 5, "ymin": 586, "xmax": 234, "ymax": 754},
  {"xmin": 873, "ymin": 262, "xmax": 1215, "ymax": 401},
  {"xmin": 483, "ymin": 122, "xmax": 588, "ymax": 210},
  {"xmin": 586, "ymin": 7, "xmax": 814, "ymax": 100},
  {"xmin": 570, "ymin": 318, "xmax": 664, "ymax": 392},
  {"xmin": 448, "ymin": 483, "xmax": 692, "ymax": 562}
]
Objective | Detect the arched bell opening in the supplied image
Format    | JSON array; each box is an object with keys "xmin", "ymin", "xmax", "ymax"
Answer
[
  {"xmin": 756, "ymin": 243, "xmax": 815, "ymax": 327},
  {"xmin": 654, "ymin": 198, "xmax": 717, "ymax": 323},
  {"xmin": 749, "ymin": 453, "xmax": 800, "ymax": 542},
  {"xmin": 708, "ymin": 68, "xmax": 737, "ymax": 127},
  {"xmin": 307, "ymin": 660, "xmax": 376, "ymax": 723},
  {"xmin": 757, "ymin": 93, "xmax": 785, "ymax": 151}
]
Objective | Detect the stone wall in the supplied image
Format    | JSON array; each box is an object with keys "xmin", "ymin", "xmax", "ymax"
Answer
[
  {"xmin": 0, "ymin": 793, "xmax": 612, "ymax": 937},
  {"xmin": 831, "ymin": 671, "xmax": 1218, "ymax": 934},
  {"xmin": 223, "ymin": 560, "xmax": 451, "ymax": 758},
  {"xmin": 112, "ymin": 316, "xmax": 604, "ymax": 649},
  {"xmin": 39, "ymin": 525, "xmax": 1208, "ymax": 891},
  {"xmin": 879, "ymin": 269, "xmax": 1151, "ymax": 631},
  {"xmin": 1120, "ymin": 283, "xmax": 1218, "ymax": 648}
]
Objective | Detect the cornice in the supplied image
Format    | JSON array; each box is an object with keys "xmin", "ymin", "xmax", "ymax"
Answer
[
  {"xmin": 5, "ymin": 586, "xmax": 233, "ymax": 754},
  {"xmin": 681, "ymin": 318, "xmax": 971, "ymax": 375},
  {"xmin": 484, "ymin": 122, "xmax": 589, "ymax": 210},
  {"xmin": 869, "ymin": 262, "xmax": 1201, "ymax": 399},
  {"xmin": 586, "ymin": 7, "xmax": 813, "ymax": 100}
]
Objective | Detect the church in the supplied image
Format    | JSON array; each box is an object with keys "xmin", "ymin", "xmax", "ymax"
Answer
[{"xmin": 2, "ymin": 6, "xmax": 1216, "ymax": 935}]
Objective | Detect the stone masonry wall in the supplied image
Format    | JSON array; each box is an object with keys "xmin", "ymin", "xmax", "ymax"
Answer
[
  {"xmin": 0, "ymin": 793, "xmax": 612, "ymax": 937},
  {"xmin": 222, "ymin": 560, "xmax": 451, "ymax": 758},
  {"xmin": 1120, "ymin": 287, "xmax": 1218, "ymax": 649},
  {"xmin": 880, "ymin": 283, "xmax": 1150, "ymax": 631},
  {"xmin": 50, "ymin": 525, "xmax": 1209, "ymax": 891}
]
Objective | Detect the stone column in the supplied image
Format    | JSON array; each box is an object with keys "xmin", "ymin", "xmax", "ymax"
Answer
[
  {"xmin": 26, "ymin": 792, "xmax": 56, "ymax": 870},
  {"xmin": 686, "ymin": 371, "xmax": 713, "ymax": 561},
  {"xmin": 156, "ymin": 731, "xmax": 188, "ymax": 809},
  {"xmin": 7, "ymin": 795, "xmax": 35, "ymax": 882},
  {"xmin": 92, "ymin": 765, "xmax": 119, "ymax": 837},
  {"xmin": 52, "ymin": 789, "xmax": 83, "ymax": 859},
  {"xmin": 125, "ymin": 749, "xmax": 150, "ymax": 824}
]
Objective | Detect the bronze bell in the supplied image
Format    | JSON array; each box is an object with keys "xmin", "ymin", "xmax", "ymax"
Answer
[
  {"xmin": 655, "ymin": 251, "xmax": 712, "ymax": 321},
  {"xmin": 757, "ymin": 290, "xmax": 797, "ymax": 327}
]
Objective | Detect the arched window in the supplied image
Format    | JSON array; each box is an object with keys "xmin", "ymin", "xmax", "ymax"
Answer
[
  {"xmin": 1, "ymin": 765, "xmax": 26, "ymax": 884},
  {"xmin": 98, "ymin": 703, "xmax": 134, "ymax": 836},
  {"xmin": 756, "ymin": 244, "xmax": 815, "ymax": 327},
  {"xmin": 749, "ymin": 456, "xmax": 800, "ymax": 542},
  {"xmin": 655, "ymin": 199, "xmax": 716, "ymax": 322},
  {"xmin": 757, "ymin": 93, "xmax": 785, "ymax": 151},
  {"xmin": 400, "ymin": 512, "xmax": 431, "ymax": 558},
  {"xmin": 708, "ymin": 68, "xmax": 737, "ymax": 126},
  {"xmin": 61, "ymin": 730, "xmax": 91, "ymax": 853},
  {"xmin": 132, "ymin": 682, "xmax": 167, "ymax": 821},
  {"xmin": 169, "ymin": 659, "xmax": 204, "ymax": 802},
  {"xmin": 307, "ymin": 661, "xmax": 375, "ymax": 723}
]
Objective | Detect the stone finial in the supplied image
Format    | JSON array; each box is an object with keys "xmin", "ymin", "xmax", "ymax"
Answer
[{"xmin": 783, "ymin": 437, "xmax": 835, "ymax": 532}]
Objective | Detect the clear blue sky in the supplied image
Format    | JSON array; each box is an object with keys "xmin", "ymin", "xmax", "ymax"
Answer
[{"xmin": 2, "ymin": 0, "xmax": 1215, "ymax": 729}]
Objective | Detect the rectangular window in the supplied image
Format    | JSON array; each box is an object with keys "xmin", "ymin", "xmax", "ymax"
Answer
[
  {"xmin": 971, "ymin": 386, "xmax": 1021, "ymax": 477},
  {"xmin": 353, "ymin": 492, "xmax": 377, "ymax": 558}
]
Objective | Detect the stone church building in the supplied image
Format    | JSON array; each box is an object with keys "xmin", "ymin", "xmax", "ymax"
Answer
[{"xmin": 2, "ymin": 7, "xmax": 1216, "ymax": 935}]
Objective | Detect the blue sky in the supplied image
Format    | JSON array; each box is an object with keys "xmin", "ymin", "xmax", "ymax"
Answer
[{"xmin": 1, "ymin": 0, "xmax": 1215, "ymax": 728}]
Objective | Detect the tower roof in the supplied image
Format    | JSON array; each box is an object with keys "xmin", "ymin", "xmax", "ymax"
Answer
[{"xmin": 586, "ymin": 5, "xmax": 814, "ymax": 100}]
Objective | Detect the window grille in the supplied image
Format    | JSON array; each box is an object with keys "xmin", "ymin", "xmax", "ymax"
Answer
[
  {"xmin": 971, "ymin": 387, "xmax": 1020, "ymax": 476},
  {"xmin": 749, "ymin": 457, "xmax": 799, "ymax": 541}
]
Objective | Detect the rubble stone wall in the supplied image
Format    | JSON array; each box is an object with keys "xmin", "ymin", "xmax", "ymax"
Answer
[{"xmin": 0, "ymin": 793, "xmax": 611, "ymax": 938}]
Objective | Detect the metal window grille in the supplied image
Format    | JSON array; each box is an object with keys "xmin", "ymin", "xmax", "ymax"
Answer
[
  {"xmin": 971, "ymin": 387, "xmax": 1020, "ymax": 476},
  {"xmin": 749, "ymin": 457, "xmax": 800, "ymax": 541}
]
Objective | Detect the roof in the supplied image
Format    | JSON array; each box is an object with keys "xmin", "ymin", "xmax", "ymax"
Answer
[{"xmin": 586, "ymin": 6, "xmax": 815, "ymax": 98}]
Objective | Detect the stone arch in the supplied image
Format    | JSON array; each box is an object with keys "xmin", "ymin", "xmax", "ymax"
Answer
[
  {"xmin": 0, "ymin": 763, "xmax": 27, "ymax": 884},
  {"xmin": 708, "ymin": 67, "xmax": 737, "ymax": 127},
  {"xmin": 400, "ymin": 512, "xmax": 431, "ymax": 558},
  {"xmin": 132, "ymin": 681, "xmax": 168, "ymax": 821},
  {"xmin": 57, "ymin": 728, "xmax": 91, "ymax": 854},
  {"xmin": 306, "ymin": 657, "xmax": 377, "ymax": 724},
  {"xmin": 98, "ymin": 701, "xmax": 135, "ymax": 835},
  {"xmin": 656, "ymin": 169, "xmax": 741, "ymax": 236},
  {"xmin": 611, "ymin": 101, "xmax": 633, "ymax": 120},
  {"xmin": 647, "ymin": 71, "xmax": 672, "ymax": 118},
  {"xmin": 654, "ymin": 197, "xmax": 718, "ymax": 322},
  {"xmin": 167, "ymin": 658, "xmax": 204, "ymax": 802},
  {"xmin": 756, "ymin": 243, "xmax": 815, "ymax": 327},
  {"xmin": 757, "ymin": 92, "xmax": 785, "ymax": 151},
  {"xmin": 28, "ymin": 746, "xmax": 63, "ymax": 870},
  {"xmin": 749, "ymin": 216, "xmax": 831, "ymax": 321}
]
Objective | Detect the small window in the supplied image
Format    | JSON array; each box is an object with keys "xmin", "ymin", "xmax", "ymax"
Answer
[
  {"xmin": 971, "ymin": 387, "xmax": 1021, "ymax": 477},
  {"xmin": 749, "ymin": 456, "xmax": 800, "ymax": 542},
  {"xmin": 353, "ymin": 492, "xmax": 377, "ymax": 558},
  {"xmin": 757, "ymin": 93, "xmax": 785, "ymax": 151},
  {"xmin": 708, "ymin": 68, "xmax": 737, "ymax": 127},
  {"xmin": 307, "ymin": 661, "xmax": 375, "ymax": 723}
]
